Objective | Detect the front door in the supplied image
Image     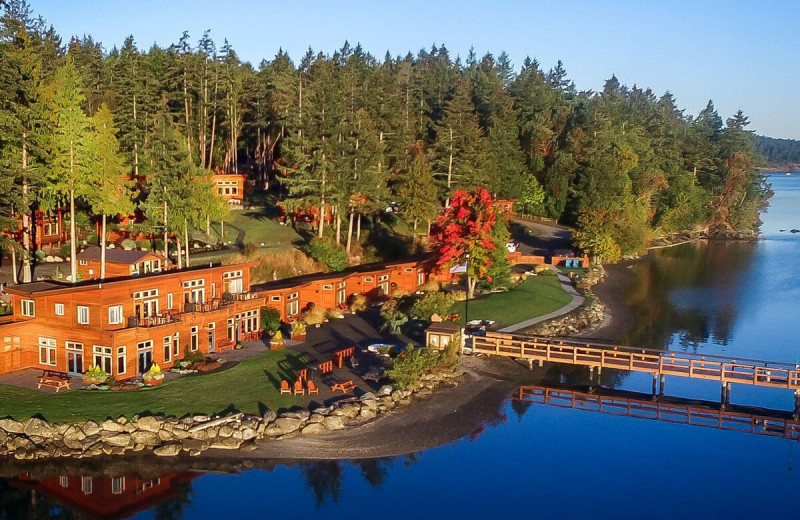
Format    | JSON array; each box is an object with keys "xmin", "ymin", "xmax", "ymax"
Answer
[
  {"xmin": 67, "ymin": 351, "xmax": 83, "ymax": 376},
  {"xmin": 208, "ymin": 328, "xmax": 216, "ymax": 353},
  {"xmin": 138, "ymin": 349, "xmax": 153, "ymax": 374}
]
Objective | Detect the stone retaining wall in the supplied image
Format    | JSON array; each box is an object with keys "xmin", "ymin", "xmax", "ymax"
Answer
[
  {"xmin": 525, "ymin": 265, "xmax": 606, "ymax": 337},
  {"xmin": 0, "ymin": 367, "xmax": 464, "ymax": 461}
]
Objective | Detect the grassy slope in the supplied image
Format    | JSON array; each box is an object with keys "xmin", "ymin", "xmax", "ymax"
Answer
[
  {"xmin": 0, "ymin": 350, "xmax": 305, "ymax": 422},
  {"xmin": 448, "ymin": 273, "xmax": 572, "ymax": 328}
]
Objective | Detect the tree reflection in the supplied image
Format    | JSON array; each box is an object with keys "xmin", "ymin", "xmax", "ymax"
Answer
[
  {"xmin": 301, "ymin": 461, "xmax": 343, "ymax": 507},
  {"xmin": 354, "ymin": 458, "xmax": 389, "ymax": 488},
  {"xmin": 622, "ymin": 241, "xmax": 756, "ymax": 350}
]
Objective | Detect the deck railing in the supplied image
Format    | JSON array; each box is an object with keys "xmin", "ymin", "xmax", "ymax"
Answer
[{"xmin": 473, "ymin": 332, "xmax": 800, "ymax": 390}]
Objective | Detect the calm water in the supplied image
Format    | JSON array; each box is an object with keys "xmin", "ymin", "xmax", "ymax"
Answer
[{"xmin": 3, "ymin": 175, "xmax": 800, "ymax": 519}]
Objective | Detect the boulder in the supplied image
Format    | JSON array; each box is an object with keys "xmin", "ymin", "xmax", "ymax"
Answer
[
  {"xmin": 209, "ymin": 437, "xmax": 242, "ymax": 450},
  {"xmin": 359, "ymin": 408, "xmax": 377, "ymax": 419},
  {"xmin": 103, "ymin": 433, "xmax": 132, "ymax": 448},
  {"xmin": 136, "ymin": 416, "xmax": 162, "ymax": 432},
  {"xmin": 322, "ymin": 416, "xmax": 346, "ymax": 431},
  {"xmin": 0, "ymin": 419, "xmax": 25, "ymax": 435},
  {"xmin": 261, "ymin": 411, "xmax": 277, "ymax": 424},
  {"xmin": 23, "ymin": 418, "xmax": 52, "ymax": 438},
  {"xmin": 308, "ymin": 413, "xmax": 325, "ymax": 424},
  {"xmin": 131, "ymin": 430, "xmax": 160, "ymax": 446},
  {"xmin": 157, "ymin": 430, "xmax": 175, "ymax": 442},
  {"xmin": 265, "ymin": 417, "xmax": 302, "ymax": 437},
  {"xmin": 154, "ymin": 443, "xmax": 182, "ymax": 457},
  {"xmin": 217, "ymin": 425, "xmax": 234, "ymax": 438},
  {"xmin": 361, "ymin": 398, "xmax": 378, "ymax": 410},
  {"xmin": 101, "ymin": 419, "xmax": 125, "ymax": 433},
  {"xmin": 301, "ymin": 423, "xmax": 327, "ymax": 435},
  {"xmin": 82, "ymin": 421, "xmax": 102, "ymax": 436},
  {"xmin": 280, "ymin": 410, "xmax": 310, "ymax": 421},
  {"xmin": 378, "ymin": 385, "xmax": 394, "ymax": 396},
  {"xmin": 235, "ymin": 427, "xmax": 258, "ymax": 441}
]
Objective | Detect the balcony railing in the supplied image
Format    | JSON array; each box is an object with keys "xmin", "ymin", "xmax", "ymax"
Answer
[{"xmin": 129, "ymin": 312, "xmax": 180, "ymax": 328}]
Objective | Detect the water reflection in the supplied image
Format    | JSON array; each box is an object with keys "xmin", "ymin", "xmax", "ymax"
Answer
[{"xmin": 623, "ymin": 240, "xmax": 758, "ymax": 351}]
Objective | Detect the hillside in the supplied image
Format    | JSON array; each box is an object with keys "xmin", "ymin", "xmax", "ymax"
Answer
[{"xmin": 755, "ymin": 135, "xmax": 800, "ymax": 171}]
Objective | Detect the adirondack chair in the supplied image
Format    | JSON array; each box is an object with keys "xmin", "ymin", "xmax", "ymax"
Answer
[
  {"xmin": 307, "ymin": 380, "xmax": 320, "ymax": 395},
  {"xmin": 280, "ymin": 380, "xmax": 291, "ymax": 394},
  {"xmin": 293, "ymin": 379, "xmax": 305, "ymax": 395}
]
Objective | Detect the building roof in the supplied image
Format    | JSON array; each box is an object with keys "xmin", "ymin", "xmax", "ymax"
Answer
[
  {"xmin": 5, "ymin": 281, "xmax": 68, "ymax": 295},
  {"xmin": 426, "ymin": 322, "xmax": 462, "ymax": 333},
  {"xmin": 76, "ymin": 246, "xmax": 159, "ymax": 264}
]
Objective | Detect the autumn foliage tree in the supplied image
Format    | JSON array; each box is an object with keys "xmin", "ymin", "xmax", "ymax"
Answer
[{"xmin": 431, "ymin": 187, "xmax": 497, "ymax": 298}]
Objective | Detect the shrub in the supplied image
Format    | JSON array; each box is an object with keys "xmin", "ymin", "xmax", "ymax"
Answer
[
  {"xmin": 302, "ymin": 305, "xmax": 327, "ymax": 325},
  {"xmin": 59, "ymin": 244, "xmax": 71, "ymax": 257},
  {"xmin": 260, "ymin": 306, "xmax": 282, "ymax": 332},
  {"xmin": 153, "ymin": 239, "xmax": 165, "ymax": 252},
  {"xmin": 307, "ymin": 237, "xmax": 348, "ymax": 271},
  {"xmin": 227, "ymin": 248, "xmax": 324, "ymax": 283},
  {"xmin": 291, "ymin": 322, "xmax": 307, "ymax": 336},
  {"xmin": 34, "ymin": 250, "xmax": 46, "ymax": 261},
  {"xmin": 380, "ymin": 300, "xmax": 408, "ymax": 334},
  {"xmin": 411, "ymin": 292, "xmax": 454, "ymax": 321},
  {"xmin": 387, "ymin": 339, "xmax": 459, "ymax": 389},
  {"xmin": 85, "ymin": 232, "xmax": 99, "ymax": 246},
  {"xmin": 243, "ymin": 242, "xmax": 259, "ymax": 258},
  {"xmin": 392, "ymin": 289, "xmax": 412, "ymax": 298},
  {"xmin": 121, "ymin": 239, "xmax": 137, "ymax": 251},
  {"xmin": 449, "ymin": 290, "xmax": 467, "ymax": 302},
  {"xmin": 349, "ymin": 294, "xmax": 368, "ymax": 312},
  {"xmin": 419, "ymin": 280, "xmax": 441, "ymax": 293},
  {"xmin": 326, "ymin": 308, "xmax": 344, "ymax": 319},
  {"xmin": 136, "ymin": 240, "xmax": 150, "ymax": 251},
  {"xmin": 270, "ymin": 330, "xmax": 285, "ymax": 344}
]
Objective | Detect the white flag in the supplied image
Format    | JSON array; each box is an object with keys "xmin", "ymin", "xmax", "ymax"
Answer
[{"xmin": 449, "ymin": 262, "xmax": 467, "ymax": 274}]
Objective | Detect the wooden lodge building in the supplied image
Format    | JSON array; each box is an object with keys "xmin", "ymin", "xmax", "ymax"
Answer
[
  {"xmin": 212, "ymin": 172, "xmax": 248, "ymax": 205},
  {"xmin": 0, "ymin": 255, "xmax": 444, "ymax": 381},
  {"xmin": 77, "ymin": 246, "xmax": 168, "ymax": 280}
]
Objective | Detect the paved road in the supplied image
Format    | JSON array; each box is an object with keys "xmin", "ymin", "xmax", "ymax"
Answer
[{"xmin": 509, "ymin": 218, "xmax": 573, "ymax": 257}]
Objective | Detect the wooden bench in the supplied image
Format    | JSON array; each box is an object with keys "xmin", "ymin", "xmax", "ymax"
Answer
[
  {"xmin": 37, "ymin": 370, "xmax": 71, "ymax": 392},
  {"xmin": 334, "ymin": 347, "xmax": 356, "ymax": 368}
]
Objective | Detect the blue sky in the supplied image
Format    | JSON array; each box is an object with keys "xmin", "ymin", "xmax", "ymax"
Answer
[{"xmin": 33, "ymin": 0, "xmax": 800, "ymax": 139}]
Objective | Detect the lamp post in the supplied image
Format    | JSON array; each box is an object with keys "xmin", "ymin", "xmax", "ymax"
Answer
[{"xmin": 463, "ymin": 254, "xmax": 470, "ymax": 354}]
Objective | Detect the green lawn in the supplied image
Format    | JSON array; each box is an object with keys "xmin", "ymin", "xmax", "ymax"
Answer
[
  {"xmin": 448, "ymin": 273, "xmax": 572, "ymax": 328},
  {"xmin": 0, "ymin": 349, "xmax": 305, "ymax": 422}
]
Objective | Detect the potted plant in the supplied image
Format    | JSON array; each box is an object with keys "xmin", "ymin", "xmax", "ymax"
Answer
[
  {"xmin": 291, "ymin": 321, "xmax": 307, "ymax": 341},
  {"xmin": 270, "ymin": 330, "xmax": 286, "ymax": 350},
  {"xmin": 83, "ymin": 365, "xmax": 108, "ymax": 385},
  {"xmin": 142, "ymin": 363, "xmax": 165, "ymax": 386}
]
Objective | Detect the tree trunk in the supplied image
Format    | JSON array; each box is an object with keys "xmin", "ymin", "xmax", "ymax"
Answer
[
  {"xmin": 467, "ymin": 274, "xmax": 477, "ymax": 299},
  {"xmin": 11, "ymin": 245, "xmax": 17, "ymax": 285},
  {"xmin": 69, "ymin": 189, "xmax": 77, "ymax": 283},
  {"xmin": 445, "ymin": 126, "xmax": 454, "ymax": 208},
  {"xmin": 345, "ymin": 210, "xmax": 354, "ymax": 253},
  {"xmin": 220, "ymin": 219, "xmax": 225, "ymax": 241},
  {"xmin": 100, "ymin": 214, "xmax": 107, "ymax": 279},
  {"xmin": 206, "ymin": 214, "xmax": 211, "ymax": 237},
  {"xmin": 318, "ymin": 203, "xmax": 326, "ymax": 238},
  {"xmin": 356, "ymin": 213, "xmax": 362, "ymax": 241},
  {"xmin": 163, "ymin": 194, "xmax": 169, "ymax": 264},
  {"xmin": 335, "ymin": 210, "xmax": 342, "ymax": 245},
  {"xmin": 21, "ymin": 135, "xmax": 31, "ymax": 283},
  {"xmin": 176, "ymin": 235, "xmax": 183, "ymax": 269},
  {"xmin": 184, "ymin": 219, "xmax": 190, "ymax": 268},
  {"xmin": 413, "ymin": 218, "xmax": 418, "ymax": 231}
]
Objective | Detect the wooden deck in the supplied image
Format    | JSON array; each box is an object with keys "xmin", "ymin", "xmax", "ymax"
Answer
[
  {"xmin": 474, "ymin": 331, "xmax": 800, "ymax": 390},
  {"xmin": 516, "ymin": 385, "xmax": 800, "ymax": 441}
]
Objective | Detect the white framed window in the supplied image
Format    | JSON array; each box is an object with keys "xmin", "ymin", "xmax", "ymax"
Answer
[
  {"xmin": 163, "ymin": 336, "xmax": 172, "ymax": 363},
  {"xmin": 173, "ymin": 333, "xmax": 180, "ymax": 357},
  {"xmin": 21, "ymin": 299, "xmax": 35, "ymax": 317},
  {"xmin": 167, "ymin": 293, "xmax": 173, "ymax": 309},
  {"xmin": 364, "ymin": 276, "xmax": 374, "ymax": 283},
  {"xmin": 77, "ymin": 306, "xmax": 90, "ymax": 325},
  {"xmin": 81, "ymin": 476, "xmax": 92, "ymax": 494},
  {"xmin": 182, "ymin": 279, "xmax": 205, "ymax": 289},
  {"xmin": 79, "ymin": 259, "xmax": 88, "ymax": 266},
  {"xmin": 55, "ymin": 303, "xmax": 65, "ymax": 316},
  {"xmin": 93, "ymin": 345, "xmax": 113, "ymax": 374},
  {"xmin": 38, "ymin": 337, "xmax": 56, "ymax": 366},
  {"xmin": 117, "ymin": 346, "xmax": 126, "ymax": 375},
  {"xmin": 270, "ymin": 295, "xmax": 281, "ymax": 302},
  {"xmin": 108, "ymin": 305, "xmax": 123, "ymax": 325},
  {"xmin": 60, "ymin": 476, "xmax": 69, "ymax": 488},
  {"xmin": 133, "ymin": 289, "xmax": 158, "ymax": 300},
  {"xmin": 378, "ymin": 274, "xmax": 390, "ymax": 282},
  {"xmin": 288, "ymin": 292, "xmax": 299, "ymax": 300},
  {"xmin": 322, "ymin": 284, "xmax": 332, "ymax": 291},
  {"xmin": 190, "ymin": 326, "xmax": 199, "ymax": 351},
  {"xmin": 111, "ymin": 476, "xmax": 125, "ymax": 495},
  {"xmin": 418, "ymin": 272, "xmax": 425, "ymax": 286},
  {"xmin": 405, "ymin": 267, "xmax": 413, "ymax": 273},
  {"xmin": 287, "ymin": 300, "xmax": 299, "ymax": 316}
]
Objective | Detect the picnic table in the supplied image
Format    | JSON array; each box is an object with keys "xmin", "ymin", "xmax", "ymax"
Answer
[
  {"xmin": 37, "ymin": 370, "xmax": 71, "ymax": 392},
  {"xmin": 331, "ymin": 380, "xmax": 356, "ymax": 393}
]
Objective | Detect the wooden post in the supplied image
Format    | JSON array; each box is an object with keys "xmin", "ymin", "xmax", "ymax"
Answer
[
  {"xmin": 659, "ymin": 374, "xmax": 666, "ymax": 396},
  {"xmin": 652, "ymin": 373, "xmax": 658, "ymax": 396}
]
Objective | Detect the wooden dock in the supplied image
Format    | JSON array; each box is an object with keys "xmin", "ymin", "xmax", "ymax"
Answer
[
  {"xmin": 516, "ymin": 385, "xmax": 800, "ymax": 442},
  {"xmin": 473, "ymin": 331, "xmax": 800, "ymax": 393}
]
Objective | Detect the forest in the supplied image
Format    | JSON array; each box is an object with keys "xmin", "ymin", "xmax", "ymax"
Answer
[
  {"xmin": 0, "ymin": 0, "xmax": 770, "ymax": 269},
  {"xmin": 755, "ymin": 135, "xmax": 800, "ymax": 168}
]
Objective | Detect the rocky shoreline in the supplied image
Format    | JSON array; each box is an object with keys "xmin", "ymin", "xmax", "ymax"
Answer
[
  {"xmin": 648, "ymin": 229, "xmax": 758, "ymax": 250},
  {"xmin": 0, "ymin": 366, "xmax": 464, "ymax": 461}
]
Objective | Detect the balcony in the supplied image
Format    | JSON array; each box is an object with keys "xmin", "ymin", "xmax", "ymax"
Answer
[
  {"xmin": 184, "ymin": 299, "xmax": 229, "ymax": 313},
  {"xmin": 128, "ymin": 312, "xmax": 180, "ymax": 328}
]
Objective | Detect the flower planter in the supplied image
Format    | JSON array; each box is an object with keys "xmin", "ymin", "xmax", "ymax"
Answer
[
  {"xmin": 143, "ymin": 374, "xmax": 164, "ymax": 386},
  {"xmin": 291, "ymin": 333, "xmax": 306, "ymax": 342},
  {"xmin": 270, "ymin": 341, "xmax": 286, "ymax": 350}
]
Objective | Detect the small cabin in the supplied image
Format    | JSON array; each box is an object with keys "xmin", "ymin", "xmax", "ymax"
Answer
[
  {"xmin": 77, "ymin": 247, "xmax": 167, "ymax": 280},
  {"xmin": 425, "ymin": 322, "xmax": 462, "ymax": 350},
  {"xmin": 212, "ymin": 173, "xmax": 248, "ymax": 204}
]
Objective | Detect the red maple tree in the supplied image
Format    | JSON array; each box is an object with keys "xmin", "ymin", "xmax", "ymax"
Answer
[{"xmin": 430, "ymin": 187, "xmax": 497, "ymax": 298}]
